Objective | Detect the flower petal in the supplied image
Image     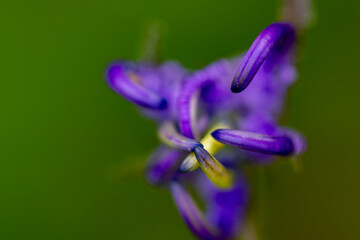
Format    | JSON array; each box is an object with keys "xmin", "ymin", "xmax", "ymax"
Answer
[
  {"xmin": 106, "ymin": 62, "xmax": 167, "ymax": 109},
  {"xmin": 158, "ymin": 122, "xmax": 203, "ymax": 151},
  {"xmin": 170, "ymin": 175, "xmax": 248, "ymax": 240},
  {"xmin": 178, "ymin": 60, "xmax": 230, "ymax": 139},
  {"xmin": 170, "ymin": 181, "xmax": 220, "ymax": 240},
  {"xmin": 231, "ymin": 22, "xmax": 296, "ymax": 93},
  {"xmin": 212, "ymin": 129, "xmax": 295, "ymax": 156}
]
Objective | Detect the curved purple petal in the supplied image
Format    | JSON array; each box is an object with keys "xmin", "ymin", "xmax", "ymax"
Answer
[
  {"xmin": 158, "ymin": 122, "xmax": 203, "ymax": 151},
  {"xmin": 211, "ymin": 129, "xmax": 295, "ymax": 156},
  {"xmin": 178, "ymin": 60, "xmax": 230, "ymax": 139},
  {"xmin": 231, "ymin": 22, "xmax": 296, "ymax": 93},
  {"xmin": 170, "ymin": 175, "xmax": 248, "ymax": 240},
  {"xmin": 170, "ymin": 181, "xmax": 220, "ymax": 240},
  {"xmin": 106, "ymin": 62, "xmax": 167, "ymax": 109}
]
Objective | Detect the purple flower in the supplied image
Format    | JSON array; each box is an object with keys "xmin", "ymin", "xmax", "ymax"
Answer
[
  {"xmin": 170, "ymin": 173, "xmax": 248, "ymax": 240},
  {"xmin": 105, "ymin": 22, "xmax": 306, "ymax": 239}
]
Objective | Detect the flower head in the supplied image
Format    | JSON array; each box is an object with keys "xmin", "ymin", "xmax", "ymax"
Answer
[{"xmin": 106, "ymin": 22, "xmax": 306, "ymax": 239}]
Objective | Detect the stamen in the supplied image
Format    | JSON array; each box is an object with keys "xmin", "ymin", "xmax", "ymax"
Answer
[
  {"xmin": 231, "ymin": 22, "xmax": 296, "ymax": 93},
  {"xmin": 106, "ymin": 62, "xmax": 167, "ymax": 109},
  {"xmin": 211, "ymin": 129, "xmax": 295, "ymax": 156},
  {"xmin": 194, "ymin": 147, "xmax": 233, "ymax": 188},
  {"xmin": 146, "ymin": 146, "xmax": 184, "ymax": 186},
  {"xmin": 158, "ymin": 122, "xmax": 203, "ymax": 151},
  {"xmin": 170, "ymin": 181, "xmax": 220, "ymax": 240},
  {"xmin": 179, "ymin": 122, "xmax": 229, "ymax": 173}
]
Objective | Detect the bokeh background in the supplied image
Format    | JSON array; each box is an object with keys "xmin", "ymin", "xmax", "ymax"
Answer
[{"xmin": 1, "ymin": 0, "xmax": 359, "ymax": 239}]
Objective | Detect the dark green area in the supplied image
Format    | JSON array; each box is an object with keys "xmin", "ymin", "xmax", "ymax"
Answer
[{"xmin": 0, "ymin": 0, "xmax": 359, "ymax": 239}]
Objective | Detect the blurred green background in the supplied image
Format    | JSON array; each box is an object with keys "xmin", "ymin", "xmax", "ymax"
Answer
[{"xmin": 1, "ymin": 0, "xmax": 359, "ymax": 239}]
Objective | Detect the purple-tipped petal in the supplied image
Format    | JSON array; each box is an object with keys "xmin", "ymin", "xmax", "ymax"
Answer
[
  {"xmin": 158, "ymin": 122, "xmax": 203, "ymax": 151},
  {"xmin": 170, "ymin": 181, "xmax": 221, "ymax": 240},
  {"xmin": 106, "ymin": 62, "xmax": 167, "ymax": 109},
  {"xmin": 212, "ymin": 129, "xmax": 295, "ymax": 156},
  {"xmin": 146, "ymin": 146, "xmax": 184, "ymax": 186},
  {"xmin": 178, "ymin": 60, "xmax": 230, "ymax": 139},
  {"xmin": 231, "ymin": 22, "xmax": 296, "ymax": 93}
]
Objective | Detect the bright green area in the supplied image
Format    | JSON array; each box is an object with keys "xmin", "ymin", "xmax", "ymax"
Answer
[{"xmin": 0, "ymin": 0, "xmax": 359, "ymax": 239}]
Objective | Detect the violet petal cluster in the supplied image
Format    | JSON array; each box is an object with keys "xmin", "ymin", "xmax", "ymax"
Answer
[{"xmin": 106, "ymin": 22, "xmax": 306, "ymax": 240}]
